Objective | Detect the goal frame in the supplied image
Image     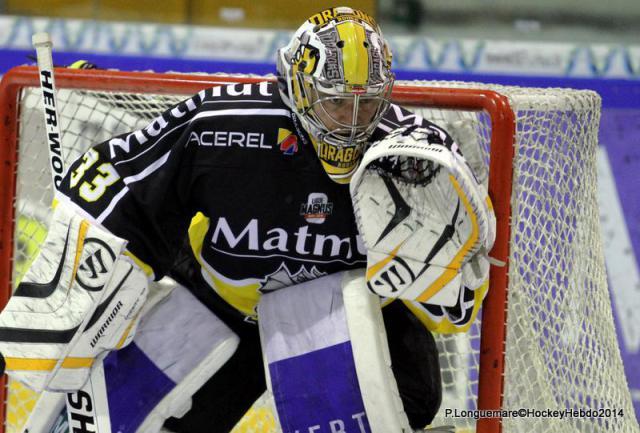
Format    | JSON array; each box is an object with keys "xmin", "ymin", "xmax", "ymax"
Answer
[{"xmin": 0, "ymin": 65, "xmax": 515, "ymax": 433}]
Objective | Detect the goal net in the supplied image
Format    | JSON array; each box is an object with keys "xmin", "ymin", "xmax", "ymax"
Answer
[{"xmin": 0, "ymin": 66, "xmax": 637, "ymax": 433}]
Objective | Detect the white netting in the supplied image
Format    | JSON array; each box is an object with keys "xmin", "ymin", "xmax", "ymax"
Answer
[{"xmin": 4, "ymin": 74, "xmax": 638, "ymax": 433}]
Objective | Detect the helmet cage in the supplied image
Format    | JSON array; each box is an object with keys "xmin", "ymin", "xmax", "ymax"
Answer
[{"xmin": 295, "ymin": 73, "xmax": 394, "ymax": 148}]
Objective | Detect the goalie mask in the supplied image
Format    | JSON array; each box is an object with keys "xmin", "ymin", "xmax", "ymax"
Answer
[
  {"xmin": 350, "ymin": 126, "xmax": 496, "ymax": 305},
  {"xmin": 277, "ymin": 6, "xmax": 394, "ymax": 184}
]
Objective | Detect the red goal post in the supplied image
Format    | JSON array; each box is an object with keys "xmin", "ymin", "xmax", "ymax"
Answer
[{"xmin": 0, "ymin": 65, "xmax": 636, "ymax": 433}]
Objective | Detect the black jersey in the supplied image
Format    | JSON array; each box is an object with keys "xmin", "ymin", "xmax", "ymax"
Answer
[{"xmin": 60, "ymin": 81, "xmax": 453, "ymax": 317}]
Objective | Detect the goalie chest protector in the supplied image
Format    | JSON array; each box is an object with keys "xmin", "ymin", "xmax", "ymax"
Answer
[{"xmin": 60, "ymin": 81, "xmax": 451, "ymax": 316}]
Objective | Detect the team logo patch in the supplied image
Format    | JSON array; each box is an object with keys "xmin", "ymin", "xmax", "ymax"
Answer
[
  {"xmin": 278, "ymin": 128, "xmax": 298, "ymax": 155},
  {"xmin": 300, "ymin": 193, "xmax": 333, "ymax": 224}
]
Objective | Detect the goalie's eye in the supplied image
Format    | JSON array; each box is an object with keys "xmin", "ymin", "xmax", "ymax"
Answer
[{"xmin": 325, "ymin": 97, "xmax": 346, "ymax": 107}]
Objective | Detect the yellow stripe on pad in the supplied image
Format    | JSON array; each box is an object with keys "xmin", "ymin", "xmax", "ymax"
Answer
[
  {"xmin": 5, "ymin": 357, "xmax": 94, "ymax": 371},
  {"xmin": 116, "ymin": 309, "xmax": 142, "ymax": 349},
  {"xmin": 71, "ymin": 220, "xmax": 90, "ymax": 283},
  {"xmin": 61, "ymin": 357, "xmax": 95, "ymax": 368},
  {"xmin": 416, "ymin": 175, "xmax": 479, "ymax": 303},
  {"xmin": 366, "ymin": 242, "xmax": 404, "ymax": 281}
]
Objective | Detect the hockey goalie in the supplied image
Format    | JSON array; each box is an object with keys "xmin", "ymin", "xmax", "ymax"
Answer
[{"xmin": 0, "ymin": 6, "xmax": 495, "ymax": 433}]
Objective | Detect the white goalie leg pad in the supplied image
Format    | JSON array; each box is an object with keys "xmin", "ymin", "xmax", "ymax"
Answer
[
  {"xmin": 0, "ymin": 200, "xmax": 148, "ymax": 392},
  {"xmin": 258, "ymin": 270, "xmax": 410, "ymax": 433},
  {"xmin": 342, "ymin": 270, "xmax": 412, "ymax": 433},
  {"xmin": 97, "ymin": 279, "xmax": 239, "ymax": 433},
  {"xmin": 23, "ymin": 279, "xmax": 239, "ymax": 433}
]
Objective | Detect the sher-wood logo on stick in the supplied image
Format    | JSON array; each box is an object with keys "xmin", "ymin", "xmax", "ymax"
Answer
[{"xmin": 33, "ymin": 32, "xmax": 65, "ymax": 189}]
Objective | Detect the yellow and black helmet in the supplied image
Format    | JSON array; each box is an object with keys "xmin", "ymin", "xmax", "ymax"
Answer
[{"xmin": 277, "ymin": 6, "xmax": 394, "ymax": 184}]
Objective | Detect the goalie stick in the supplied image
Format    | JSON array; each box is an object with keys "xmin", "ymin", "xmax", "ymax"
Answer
[
  {"xmin": 22, "ymin": 32, "xmax": 113, "ymax": 433},
  {"xmin": 32, "ymin": 33, "xmax": 66, "ymax": 190}
]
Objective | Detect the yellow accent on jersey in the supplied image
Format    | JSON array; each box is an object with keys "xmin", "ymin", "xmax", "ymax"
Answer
[
  {"xmin": 416, "ymin": 175, "xmax": 479, "ymax": 303},
  {"xmin": 336, "ymin": 21, "xmax": 369, "ymax": 86},
  {"xmin": 189, "ymin": 212, "xmax": 262, "ymax": 318},
  {"xmin": 203, "ymin": 270, "xmax": 262, "ymax": 318},
  {"xmin": 70, "ymin": 148, "xmax": 100, "ymax": 188},
  {"xmin": 188, "ymin": 212, "xmax": 209, "ymax": 258},
  {"xmin": 78, "ymin": 162, "xmax": 120, "ymax": 202}
]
